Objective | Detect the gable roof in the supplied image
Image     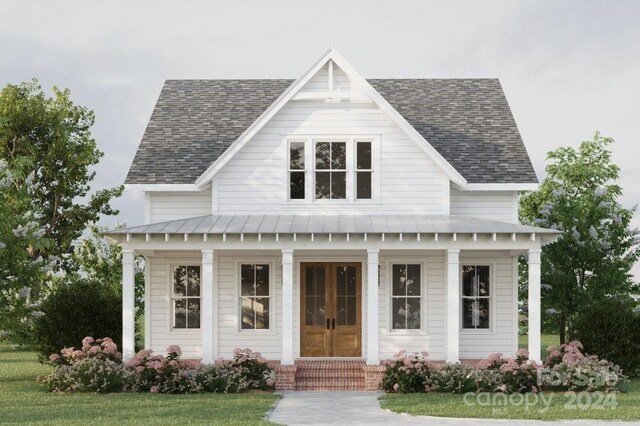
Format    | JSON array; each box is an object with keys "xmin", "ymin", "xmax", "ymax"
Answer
[{"xmin": 126, "ymin": 78, "xmax": 537, "ymax": 185}]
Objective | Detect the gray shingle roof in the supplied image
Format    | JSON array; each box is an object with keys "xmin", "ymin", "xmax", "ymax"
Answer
[
  {"xmin": 106, "ymin": 214, "xmax": 558, "ymax": 235},
  {"xmin": 125, "ymin": 79, "xmax": 537, "ymax": 184}
]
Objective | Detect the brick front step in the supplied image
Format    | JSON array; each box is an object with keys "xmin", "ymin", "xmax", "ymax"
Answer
[
  {"xmin": 295, "ymin": 370, "xmax": 365, "ymax": 379},
  {"xmin": 272, "ymin": 359, "xmax": 384, "ymax": 391}
]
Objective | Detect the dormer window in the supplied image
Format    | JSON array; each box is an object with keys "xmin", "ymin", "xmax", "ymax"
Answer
[{"xmin": 287, "ymin": 137, "xmax": 378, "ymax": 203}]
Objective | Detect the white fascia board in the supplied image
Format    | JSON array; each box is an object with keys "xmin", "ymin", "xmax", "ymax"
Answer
[
  {"xmin": 124, "ymin": 184, "xmax": 204, "ymax": 192},
  {"xmin": 458, "ymin": 183, "xmax": 539, "ymax": 191},
  {"xmin": 194, "ymin": 47, "xmax": 467, "ymax": 188},
  {"xmin": 194, "ymin": 47, "xmax": 335, "ymax": 189}
]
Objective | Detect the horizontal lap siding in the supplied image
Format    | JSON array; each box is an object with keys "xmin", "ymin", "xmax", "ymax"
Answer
[
  {"xmin": 450, "ymin": 186, "xmax": 518, "ymax": 223},
  {"xmin": 459, "ymin": 252, "xmax": 516, "ymax": 359},
  {"xmin": 215, "ymin": 100, "xmax": 448, "ymax": 215},
  {"xmin": 149, "ymin": 191, "xmax": 212, "ymax": 223},
  {"xmin": 148, "ymin": 251, "xmax": 203, "ymax": 358},
  {"xmin": 378, "ymin": 252, "xmax": 446, "ymax": 360}
]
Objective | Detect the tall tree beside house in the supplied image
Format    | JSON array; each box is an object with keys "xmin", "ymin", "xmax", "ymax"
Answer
[
  {"xmin": 520, "ymin": 132, "xmax": 640, "ymax": 344},
  {"xmin": 0, "ymin": 80, "xmax": 123, "ymax": 343}
]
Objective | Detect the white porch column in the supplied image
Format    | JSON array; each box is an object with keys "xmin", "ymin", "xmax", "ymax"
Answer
[
  {"xmin": 122, "ymin": 248, "xmax": 135, "ymax": 361},
  {"xmin": 201, "ymin": 249, "xmax": 215, "ymax": 364},
  {"xmin": 366, "ymin": 249, "xmax": 380, "ymax": 365},
  {"xmin": 446, "ymin": 249, "xmax": 460, "ymax": 363},
  {"xmin": 528, "ymin": 249, "xmax": 542, "ymax": 363},
  {"xmin": 281, "ymin": 249, "xmax": 294, "ymax": 365}
]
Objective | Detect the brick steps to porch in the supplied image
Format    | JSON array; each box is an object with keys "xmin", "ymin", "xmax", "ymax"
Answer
[{"xmin": 294, "ymin": 360, "xmax": 367, "ymax": 391}]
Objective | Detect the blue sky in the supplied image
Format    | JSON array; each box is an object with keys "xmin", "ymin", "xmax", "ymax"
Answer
[{"xmin": 1, "ymin": 0, "xmax": 638, "ymax": 276}]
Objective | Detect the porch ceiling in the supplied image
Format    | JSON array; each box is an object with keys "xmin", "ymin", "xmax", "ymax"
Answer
[{"xmin": 105, "ymin": 214, "xmax": 559, "ymax": 236}]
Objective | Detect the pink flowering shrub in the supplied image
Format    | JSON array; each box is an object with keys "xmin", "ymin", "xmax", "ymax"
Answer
[
  {"xmin": 381, "ymin": 351, "xmax": 434, "ymax": 393},
  {"xmin": 123, "ymin": 346, "xmax": 198, "ymax": 393},
  {"xmin": 476, "ymin": 350, "xmax": 541, "ymax": 394},
  {"xmin": 38, "ymin": 337, "xmax": 123, "ymax": 393},
  {"xmin": 214, "ymin": 348, "xmax": 274, "ymax": 390},
  {"xmin": 431, "ymin": 363, "xmax": 479, "ymax": 393},
  {"xmin": 541, "ymin": 341, "xmax": 627, "ymax": 392}
]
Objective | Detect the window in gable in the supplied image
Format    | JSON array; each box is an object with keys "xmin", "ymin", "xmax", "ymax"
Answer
[
  {"xmin": 289, "ymin": 142, "xmax": 306, "ymax": 199},
  {"xmin": 356, "ymin": 141, "xmax": 372, "ymax": 199},
  {"xmin": 315, "ymin": 141, "xmax": 346, "ymax": 199}
]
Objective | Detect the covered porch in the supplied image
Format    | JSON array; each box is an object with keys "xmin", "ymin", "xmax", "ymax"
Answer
[{"xmin": 108, "ymin": 214, "xmax": 557, "ymax": 370}]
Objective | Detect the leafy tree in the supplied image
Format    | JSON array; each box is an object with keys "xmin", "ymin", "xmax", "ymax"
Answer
[
  {"xmin": 0, "ymin": 80, "xmax": 123, "ymax": 342},
  {"xmin": 520, "ymin": 132, "xmax": 640, "ymax": 343}
]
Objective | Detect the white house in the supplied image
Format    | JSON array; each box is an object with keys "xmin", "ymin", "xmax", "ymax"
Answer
[{"xmin": 107, "ymin": 48, "xmax": 558, "ymax": 389}]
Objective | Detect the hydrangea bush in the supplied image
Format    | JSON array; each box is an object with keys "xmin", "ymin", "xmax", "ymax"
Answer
[
  {"xmin": 381, "ymin": 342, "xmax": 626, "ymax": 394},
  {"xmin": 39, "ymin": 338, "xmax": 274, "ymax": 394},
  {"xmin": 381, "ymin": 351, "xmax": 434, "ymax": 393}
]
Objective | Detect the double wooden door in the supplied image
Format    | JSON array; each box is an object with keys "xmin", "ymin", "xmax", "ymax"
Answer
[{"xmin": 300, "ymin": 263, "xmax": 362, "ymax": 357}]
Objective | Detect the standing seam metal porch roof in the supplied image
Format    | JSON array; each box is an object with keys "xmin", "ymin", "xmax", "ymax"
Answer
[
  {"xmin": 125, "ymin": 79, "xmax": 538, "ymax": 185},
  {"xmin": 106, "ymin": 215, "xmax": 559, "ymax": 235}
]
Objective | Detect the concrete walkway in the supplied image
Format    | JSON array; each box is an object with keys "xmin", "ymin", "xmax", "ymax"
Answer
[{"xmin": 267, "ymin": 391, "xmax": 636, "ymax": 426}]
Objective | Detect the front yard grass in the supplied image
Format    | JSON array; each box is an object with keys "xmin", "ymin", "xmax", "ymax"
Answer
[
  {"xmin": 380, "ymin": 334, "xmax": 640, "ymax": 421},
  {"xmin": 0, "ymin": 345, "xmax": 279, "ymax": 425}
]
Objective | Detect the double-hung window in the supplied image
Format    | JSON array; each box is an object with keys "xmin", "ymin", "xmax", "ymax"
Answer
[
  {"xmin": 240, "ymin": 264, "xmax": 271, "ymax": 330},
  {"xmin": 287, "ymin": 138, "xmax": 376, "ymax": 201},
  {"xmin": 315, "ymin": 141, "xmax": 347, "ymax": 199},
  {"xmin": 461, "ymin": 265, "xmax": 491, "ymax": 329},
  {"xmin": 172, "ymin": 265, "xmax": 201, "ymax": 329},
  {"xmin": 391, "ymin": 264, "xmax": 421, "ymax": 330}
]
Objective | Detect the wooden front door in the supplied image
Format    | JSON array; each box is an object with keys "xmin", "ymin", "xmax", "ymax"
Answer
[{"xmin": 300, "ymin": 263, "xmax": 362, "ymax": 357}]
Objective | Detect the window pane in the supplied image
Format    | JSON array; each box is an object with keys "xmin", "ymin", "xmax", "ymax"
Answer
[
  {"xmin": 406, "ymin": 298, "xmax": 421, "ymax": 329},
  {"xmin": 315, "ymin": 172, "xmax": 330, "ymax": 199},
  {"xmin": 315, "ymin": 142, "xmax": 330, "ymax": 169},
  {"xmin": 356, "ymin": 172, "xmax": 371, "ymax": 199},
  {"xmin": 357, "ymin": 142, "xmax": 372, "ymax": 169},
  {"xmin": 406, "ymin": 264, "xmax": 421, "ymax": 296},
  {"xmin": 305, "ymin": 267, "xmax": 314, "ymax": 296},
  {"xmin": 392, "ymin": 298, "xmax": 406, "ymax": 329},
  {"xmin": 187, "ymin": 299, "xmax": 200, "ymax": 328},
  {"xmin": 174, "ymin": 299, "xmax": 186, "ymax": 328},
  {"xmin": 331, "ymin": 142, "xmax": 346, "ymax": 169},
  {"xmin": 305, "ymin": 296, "xmax": 315, "ymax": 326},
  {"xmin": 463, "ymin": 298, "xmax": 490, "ymax": 329},
  {"xmin": 392, "ymin": 264, "xmax": 406, "ymax": 296},
  {"xmin": 337, "ymin": 296, "xmax": 346, "ymax": 326},
  {"xmin": 241, "ymin": 297, "xmax": 254, "ymax": 329},
  {"xmin": 477, "ymin": 266, "xmax": 490, "ymax": 296},
  {"xmin": 186, "ymin": 266, "xmax": 200, "ymax": 297},
  {"xmin": 290, "ymin": 142, "xmax": 305, "ymax": 170},
  {"xmin": 462, "ymin": 265, "xmax": 476, "ymax": 297},
  {"xmin": 173, "ymin": 266, "xmax": 186, "ymax": 296},
  {"xmin": 316, "ymin": 296, "xmax": 326, "ymax": 325},
  {"xmin": 254, "ymin": 297, "xmax": 270, "ymax": 329},
  {"xmin": 290, "ymin": 171, "xmax": 305, "ymax": 199},
  {"xmin": 241, "ymin": 264, "xmax": 254, "ymax": 296},
  {"xmin": 336, "ymin": 266, "xmax": 346, "ymax": 296},
  {"xmin": 255, "ymin": 264, "xmax": 269, "ymax": 296},
  {"xmin": 346, "ymin": 266, "xmax": 356, "ymax": 296},
  {"xmin": 315, "ymin": 267, "xmax": 325, "ymax": 296},
  {"xmin": 331, "ymin": 172, "xmax": 346, "ymax": 199},
  {"xmin": 346, "ymin": 296, "xmax": 356, "ymax": 325}
]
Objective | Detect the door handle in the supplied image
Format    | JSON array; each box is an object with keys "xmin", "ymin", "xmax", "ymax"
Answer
[
  {"xmin": 332, "ymin": 318, "xmax": 336, "ymax": 329},
  {"xmin": 326, "ymin": 318, "xmax": 330, "ymax": 329}
]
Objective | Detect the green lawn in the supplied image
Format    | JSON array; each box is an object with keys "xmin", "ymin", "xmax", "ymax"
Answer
[
  {"xmin": 381, "ymin": 334, "xmax": 640, "ymax": 420},
  {"xmin": 0, "ymin": 345, "xmax": 279, "ymax": 425}
]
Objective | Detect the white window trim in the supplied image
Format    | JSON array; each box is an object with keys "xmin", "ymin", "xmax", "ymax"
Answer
[
  {"xmin": 168, "ymin": 262, "xmax": 202, "ymax": 332},
  {"xmin": 283, "ymin": 135, "xmax": 381, "ymax": 204},
  {"xmin": 234, "ymin": 259, "xmax": 277, "ymax": 334},
  {"xmin": 386, "ymin": 259, "xmax": 427, "ymax": 335},
  {"xmin": 459, "ymin": 263, "xmax": 496, "ymax": 334}
]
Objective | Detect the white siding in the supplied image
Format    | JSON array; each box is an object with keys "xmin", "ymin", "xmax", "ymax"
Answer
[
  {"xmin": 459, "ymin": 251, "xmax": 517, "ymax": 359},
  {"xmin": 147, "ymin": 250, "xmax": 517, "ymax": 361},
  {"xmin": 148, "ymin": 191, "xmax": 212, "ymax": 223},
  {"xmin": 147, "ymin": 251, "xmax": 203, "ymax": 358},
  {"xmin": 450, "ymin": 185, "xmax": 518, "ymax": 223}
]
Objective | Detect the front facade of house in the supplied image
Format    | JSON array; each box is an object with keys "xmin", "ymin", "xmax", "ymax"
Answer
[{"xmin": 109, "ymin": 48, "xmax": 557, "ymax": 370}]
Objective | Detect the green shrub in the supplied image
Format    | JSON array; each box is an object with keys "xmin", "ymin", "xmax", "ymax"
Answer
[
  {"xmin": 574, "ymin": 299, "xmax": 640, "ymax": 377},
  {"xmin": 32, "ymin": 279, "xmax": 121, "ymax": 359}
]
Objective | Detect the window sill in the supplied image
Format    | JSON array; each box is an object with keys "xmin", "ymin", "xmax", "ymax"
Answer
[
  {"xmin": 281, "ymin": 201, "xmax": 382, "ymax": 208},
  {"xmin": 459, "ymin": 329, "xmax": 497, "ymax": 335},
  {"xmin": 235, "ymin": 329, "xmax": 277, "ymax": 335},
  {"xmin": 387, "ymin": 330, "xmax": 429, "ymax": 336}
]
